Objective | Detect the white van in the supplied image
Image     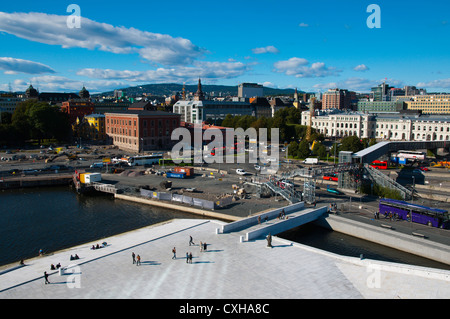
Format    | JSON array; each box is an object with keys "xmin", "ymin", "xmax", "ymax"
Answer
[{"xmin": 303, "ymin": 158, "xmax": 318, "ymax": 164}]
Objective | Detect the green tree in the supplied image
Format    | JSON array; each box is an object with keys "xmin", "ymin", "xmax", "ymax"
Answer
[
  {"xmin": 297, "ymin": 140, "xmax": 311, "ymax": 159},
  {"xmin": 312, "ymin": 141, "xmax": 327, "ymax": 158},
  {"xmin": 11, "ymin": 99, "xmax": 70, "ymax": 144},
  {"xmin": 340, "ymin": 136, "xmax": 364, "ymax": 153}
]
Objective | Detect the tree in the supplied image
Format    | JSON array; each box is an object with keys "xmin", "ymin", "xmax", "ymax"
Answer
[
  {"xmin": 11, "ymin": 99, "xmax": 70, "ymax": 144},
  {"xmin": 340, "ymin": 136, "xmax": 364, "ymax": 153},
  {"xmin": 297, "ymin": 140, "xmax": 311, "ymax": 159},
  {"xmin": 288, "ymin": 141, "xmax": 298, "ymax": 158},
  {"xmin": 312, "ymin": 141, "xmax": 327, "ymax": 158}
]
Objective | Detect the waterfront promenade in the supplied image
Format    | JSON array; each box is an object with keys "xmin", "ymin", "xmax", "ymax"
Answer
[{"xmin": 1, "ymin": 215, "xmax": 449, "ymax": 299}]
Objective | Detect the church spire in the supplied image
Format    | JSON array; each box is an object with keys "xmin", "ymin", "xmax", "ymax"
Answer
[{"xmin": 194, "ymin": 78, "xmax": 204, "ymax": 101}]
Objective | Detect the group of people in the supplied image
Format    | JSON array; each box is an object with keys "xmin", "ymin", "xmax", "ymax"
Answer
[
  {"xmin": 70, "ymin": 254, "xmax": 80, "ymax": 261},
  {"xmin": 91, "ymin": 242, "xmax": 107, "ymax": 250},
  {"xmin": 329, "ymin": 202, "xmax": 338, "ymax": 213},
  {"xmin": 277, "ymin": 209, "xmax": 286, "ymax": 220},
  {"xmin": 132, "ymin": 252, "xmax": 141, "ymax": 265},
  {"xmin": 50, "ymin": 263, "xmax": 61, "ymax": 270}
]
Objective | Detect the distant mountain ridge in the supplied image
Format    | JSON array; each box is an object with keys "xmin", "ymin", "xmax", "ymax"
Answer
[{"xmin": 96, "ymin": 83, "xmax": 300, "ymax": 97}]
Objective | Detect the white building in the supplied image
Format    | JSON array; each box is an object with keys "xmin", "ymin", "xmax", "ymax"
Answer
[
  {"xmin": 301, "ymin": 109, "xmax": 450, "ymax": 141},
  {"xmin": 238, "ymin": 83, "xmax": 264, "ymax": 98}
]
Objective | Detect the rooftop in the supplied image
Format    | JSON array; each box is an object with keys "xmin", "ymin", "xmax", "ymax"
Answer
[{"xmin": 1, "ymin": 217, "xmax": 449, "ymax": 299}]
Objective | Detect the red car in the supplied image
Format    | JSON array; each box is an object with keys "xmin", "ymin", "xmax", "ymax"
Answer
[{"xmin": 419, "ymin": 167, "xmax": 429, "ymax": 171}]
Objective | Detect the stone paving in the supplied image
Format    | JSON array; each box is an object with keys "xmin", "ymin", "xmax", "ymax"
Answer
[{"xmin": 1, "ymin": 217, "xmax": 449, "ymax": 299}]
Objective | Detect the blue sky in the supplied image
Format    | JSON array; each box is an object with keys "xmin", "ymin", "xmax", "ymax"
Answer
[{"xmin": 0, "ymin": 0, "xmax": 449, "ymax": 94}]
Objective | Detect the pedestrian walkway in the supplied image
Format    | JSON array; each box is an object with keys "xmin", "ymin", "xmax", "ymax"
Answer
[{"xmin": 0, "ymin": 218, "xmax": 449, "ymax": 299}]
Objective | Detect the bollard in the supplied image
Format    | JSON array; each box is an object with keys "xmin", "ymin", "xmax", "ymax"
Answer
[
  {"xmin": 215, "ymin": 228, "xmax": 220, "ymax": 235},
  {"xmin": 240, "ymin": 235, "xmax": 244, "ymax": 243}
]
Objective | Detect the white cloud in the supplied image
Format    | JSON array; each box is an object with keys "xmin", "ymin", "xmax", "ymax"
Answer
[
  {"xmin": 353, "ymin": 64, "xmax": 369, "ymax": 72},
  {"xmin": 298, "ymin": 23, "xmax": 309, "ymax": 27},
  {"xmin": 252, "ymin": 46, "xmax": 279, "ymax": 54},
  {"xmin": 77, "ymin": 61, "xmax": 250, "ymax": 83},
  {"xmin": 417, "ymin": 79, "xmax": 450, "ymax": 89},
  {"xmin": 0, "ymin": 57, "xmax": 55, "ymax": 74},
  {"xmin": 0, "ymin": 11, "xmax": 203, "ymax": 66},
  {"xmin": 273, "ymin": 57, "xmax": 341, "ymax": 78},
  {"xmin": 25, "ymin": 75, "xmax": 127, "ymax": 93},
  {"xmin": 312, "ymin": 77, "xmax": 404, "ymax": 93}
]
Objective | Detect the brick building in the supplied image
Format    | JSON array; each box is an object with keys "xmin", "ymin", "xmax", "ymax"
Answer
[
  {"xmin": 105, "ymin": 110, "xmax": 181, "ymax": 152},
  {"xmin": 61, "ymin": 99, "xmax": 95, "ymax": 124}
]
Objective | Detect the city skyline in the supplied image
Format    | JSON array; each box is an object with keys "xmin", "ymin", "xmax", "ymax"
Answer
[{"xmin": 0, "ymin": 0, "xmax": 449, "ymax": 94}]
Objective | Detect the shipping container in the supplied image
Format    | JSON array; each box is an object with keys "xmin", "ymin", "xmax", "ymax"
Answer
[
  {"xmin": 166, "ymin": 172, "xmax": 186, "ymax": 179},
  {"xmin": 173, "ymin": 167, "xmax": 194, "ymax": 177},
  {"xmin": 80, "ymin": 173, "xmax": 102, "ymax": 184}
]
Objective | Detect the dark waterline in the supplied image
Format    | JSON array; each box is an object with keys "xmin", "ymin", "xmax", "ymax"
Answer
[{"xmin": 1, "ymin": 187, "xmax": 449, "ymax": 271}]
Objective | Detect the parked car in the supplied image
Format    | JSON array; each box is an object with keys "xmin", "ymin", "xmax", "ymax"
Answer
[
  {"xmin": 419, "ymin": 166, "xmax": 429, "ymax": 171},
  {"xmin": 236, "ymin": 168, "xmax": 248, "ymax": 175},
  {"xmin": 24, "ymin": 169, "xmax": 39, "ymax": 175},
  {"xmin": 90, "ymin": 162, "xmax": 104, "ymax": 168}
]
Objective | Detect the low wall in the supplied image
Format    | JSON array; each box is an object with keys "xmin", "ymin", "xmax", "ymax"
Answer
[
  {"xmin": 221, "ymin": 202, "xmax": 305, "ymax": 233},
  {"xmin": 246, "ymin": 206, "xmax": 328, "ymax": 241},
  {"xmin": 315, "ymin": 214, "xmax": 450, "ymax": 266},
  {"xmin": 114, "ymin": 193, "xmax": 240, "ymax": 222},
  {"xmin": 0, "ymin": 175, "xmax": 72, "ymax": 189}
]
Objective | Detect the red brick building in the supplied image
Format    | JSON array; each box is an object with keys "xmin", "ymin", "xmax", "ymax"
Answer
[
  {"xmin": 105, "ymin": 111, "xmax": 181, "ymax": 152},
  {"xmin": 61, "ymin": 99, "xmax": 95, "ymax": 124}
]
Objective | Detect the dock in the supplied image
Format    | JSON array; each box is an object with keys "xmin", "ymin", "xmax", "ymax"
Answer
[{"xmin": 1, "ymin": 209, "xmax": 449, "ymax": 300}]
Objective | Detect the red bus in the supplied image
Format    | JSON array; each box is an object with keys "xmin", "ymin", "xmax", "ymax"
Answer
[
  {"xmin": 323, "ymin": 173, "xmax": 338, "ymax": 181},
  {"xmin": 370, "ymin": 160, "xmax": 388, "ymax": 170}
]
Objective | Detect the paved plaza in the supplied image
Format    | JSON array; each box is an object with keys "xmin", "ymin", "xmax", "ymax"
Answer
[{"xmin": 0, "ymin": 217, "xmax": 449, "ymax": 299}]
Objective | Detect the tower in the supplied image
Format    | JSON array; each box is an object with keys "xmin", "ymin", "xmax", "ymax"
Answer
[
  {"xmin": 293, "ymin": 88, "xmax": 300, "ymax": 108},
  {"xmin": 306, "ymin": 97, "xmax": 316, "ymax": 141},
  {"xmin": 79, "ymin": 85, "xmax": 90, "ymax": 99},
  {"xmin": 194, "ymin": 78, "xmax": 204, "ymax": 101},
  {"xmin": 182, "ymin": 82, "xmax": 186, "ymax": 100}
]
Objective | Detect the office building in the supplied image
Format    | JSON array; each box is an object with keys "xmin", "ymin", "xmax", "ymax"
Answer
[
  {"xmin": 105, "ymin": 110, "xmax": 181, "ymax": 152},
  {"xmin": 238, "ymin": 83, "xmax": 264, "ymax": 98},
  {"xmin": 405, "ymin": 95, "xmax": 450, "ymax": 114},
  {"xmin": 321, "ymin": 88, "xmax": 354, "ymax": 110}
]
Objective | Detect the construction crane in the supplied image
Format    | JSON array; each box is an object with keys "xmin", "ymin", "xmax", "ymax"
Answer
[{"xmin": 306, "ymin": 97, "xmax": 316, "ymax": 141}]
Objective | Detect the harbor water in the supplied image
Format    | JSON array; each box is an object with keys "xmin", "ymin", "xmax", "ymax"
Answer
[{"xmin": 1, "ymin": 186, "xmax": 449, "ymax": 270}]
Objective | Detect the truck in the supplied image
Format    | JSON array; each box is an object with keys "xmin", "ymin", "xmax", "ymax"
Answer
[{"xmin": 303, "ymin": 158, "xmax": 318, "ymax": 164}]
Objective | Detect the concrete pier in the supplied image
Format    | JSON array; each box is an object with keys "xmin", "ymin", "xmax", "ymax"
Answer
[{"xmin": 0, "ymin": 216, "xmax": 449, "ymax": 299}]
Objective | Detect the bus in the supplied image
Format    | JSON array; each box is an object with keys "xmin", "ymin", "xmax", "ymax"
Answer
[
  {"xmin": 127, "ymin": 153, "xmax": 163, "ymax": 166},
  {"xmin": 397, "ymin": 150, "xmax": 426, "ymax": 161},
  {"xmin": 370, "ymin": 160, "xmax": 388, "ymax": 170},
  {"xmin": 323, "ymin": 173, "xmax": 338, "ymax": 181},
  {"xmin": 379, "ymin": 198, "xmax": 450, "ymax": 229}
]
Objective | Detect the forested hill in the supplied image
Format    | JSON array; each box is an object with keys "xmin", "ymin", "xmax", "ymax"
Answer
[{"xmin": 96, "ymin": 83, "xmax": 299, "ymax": 97}]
